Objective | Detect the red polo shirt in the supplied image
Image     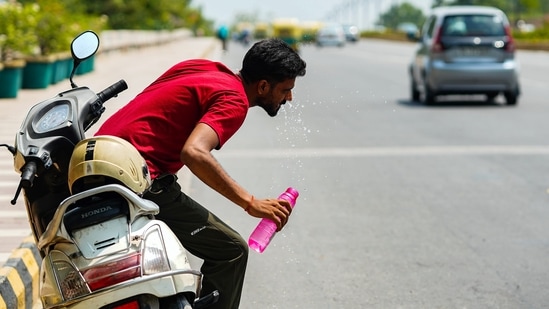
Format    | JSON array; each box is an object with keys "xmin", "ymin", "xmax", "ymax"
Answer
[{"xmin": 95, "ymin": 59, "xmax": 248, "ymax": 179}]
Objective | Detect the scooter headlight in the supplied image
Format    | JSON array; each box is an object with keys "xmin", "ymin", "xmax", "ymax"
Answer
[{"xmin": 142, "ymin": 227, "xmax": 170, "ymax": 274}]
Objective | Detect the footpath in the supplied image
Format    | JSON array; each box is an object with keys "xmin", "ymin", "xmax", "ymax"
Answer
[{"xmin": 0, "ymin": 30, "xmax": 221, "ymax": 309}]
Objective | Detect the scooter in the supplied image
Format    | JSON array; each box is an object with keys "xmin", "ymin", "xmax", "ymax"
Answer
[{"xmin": 2, "ymin": 30, "xmax": 218, "ymax": 309}]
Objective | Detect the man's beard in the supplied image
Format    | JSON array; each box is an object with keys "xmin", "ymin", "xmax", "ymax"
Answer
[{"xmin": 257, "ymin": 97, "xmax": 285, "ymax": 117}]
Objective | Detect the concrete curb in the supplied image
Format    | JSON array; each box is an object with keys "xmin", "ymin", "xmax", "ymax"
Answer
[{"xmin": 0, "ymin": 236, "xmax": 40, "ymax": 309}]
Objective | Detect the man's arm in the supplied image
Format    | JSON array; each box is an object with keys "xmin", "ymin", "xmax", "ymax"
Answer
[{"xmin": 181, "ymin": 123, "xmax": 291, "ymax": 230}]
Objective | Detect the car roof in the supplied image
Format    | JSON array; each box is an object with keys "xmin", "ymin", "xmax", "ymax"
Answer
[{"xmin": 431, "ymin": 5, "xmax": 505, "ymax": 16}]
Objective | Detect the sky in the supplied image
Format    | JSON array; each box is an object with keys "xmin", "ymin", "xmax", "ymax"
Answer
[{"xmin": 192, "ymin": 0, "xmax": 433, "ymax": 29}]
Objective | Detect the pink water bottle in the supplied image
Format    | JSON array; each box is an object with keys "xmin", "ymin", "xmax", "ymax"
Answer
[{"xmin": 248, "ymin": 187, "xmax": 299, "ymax": 253}]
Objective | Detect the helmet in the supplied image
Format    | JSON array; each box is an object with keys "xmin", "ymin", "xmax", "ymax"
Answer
[{"xmin": 68, "ymin": 136, "xmax": 151, "ymax": 195}]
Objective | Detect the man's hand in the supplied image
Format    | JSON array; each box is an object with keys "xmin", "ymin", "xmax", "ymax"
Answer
[{"xmin": 246, "ymin": 197, "xmax": 292, "ymax": 231}]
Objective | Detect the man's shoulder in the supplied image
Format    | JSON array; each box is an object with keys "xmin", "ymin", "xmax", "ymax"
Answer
[
  {"xmin": 173, "ymin": 59, "xmax": 232, "ymax": 74},
  {"xmin": 153, "ymin": 59, "xmax": 237, "ymax": 87}
]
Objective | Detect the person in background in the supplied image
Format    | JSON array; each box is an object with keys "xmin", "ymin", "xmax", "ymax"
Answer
[
  {"xmin": 95, "ymin": 38, "xmax": 307, "ymax": 308},
  {"xmin": 216, "ymin": 24, "xmax": 229, "ymax": 51}
]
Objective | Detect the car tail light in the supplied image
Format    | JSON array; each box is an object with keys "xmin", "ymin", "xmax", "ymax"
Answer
[
  {"xmin": 504, "ymin": 24, "xmax": 515, "ymax": 52},
  {"xmin": 431, "ymin": 26, "xmax": 444, "ymax": 53},
  {"xmin": 82, "ymin": 253, "xmax": 142, "ymax": 291}
]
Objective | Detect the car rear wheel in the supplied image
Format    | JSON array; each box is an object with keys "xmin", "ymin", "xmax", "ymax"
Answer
[
  {"xmin": 411, "ymin": 79, "xmax": 420, "ymax": 102},
  {"xmin": 486, "ymin": 92, "xmax": 498, "ymax": 102},
  {"xmin": 504, "ymin": 86, "xmax": 519, "ymax": 105},
  {"xmin": 424, "ymin": 85, "xmax": 436, "ymax": 105},
  {"xmin": 504, "ymin": 92, "xmax": 517, "ymax": 105}
]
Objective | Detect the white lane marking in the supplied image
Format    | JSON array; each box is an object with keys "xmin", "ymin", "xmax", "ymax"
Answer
[
  {"xmin": 0, "ymin": 253, "xmax": 11, "ymax": 264},
  {"xmin": 0, "ymin": 229, "xmax": 31, "ymax": 237},
  {"xmin": 0, "ymin": 211, "xmax": 27, "ymax": 218},
  {"xmin": 215, "ymin": 145, "xmax": 549, "ymax": 158}
]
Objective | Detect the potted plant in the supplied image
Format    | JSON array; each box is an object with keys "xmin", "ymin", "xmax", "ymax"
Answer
[
  {"xmin": 22, "ymin": 1, "xmax": 72, "ymax": 87},
  {"xmin": 0, "ymin": 2, "xmax": 37, "ymax": 97},
  {"xmin": 29, "ymin": 1, "xmax": 107, "ymax": 84},
  {"xmin": 73, "ymin": 15, "xmax": 108, "ymax": 76}
]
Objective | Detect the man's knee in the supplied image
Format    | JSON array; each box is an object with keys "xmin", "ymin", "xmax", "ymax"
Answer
[{"xmin": 233, "ymin": 234, "xmax": 249, "ymax": 264}]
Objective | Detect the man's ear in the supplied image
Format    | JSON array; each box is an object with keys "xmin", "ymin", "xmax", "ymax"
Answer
[{"xmin": 257, "ymin": 80, "xmax": 270, "ymax": 95}]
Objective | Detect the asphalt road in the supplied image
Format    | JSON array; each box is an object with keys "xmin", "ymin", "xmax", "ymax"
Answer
[
  {"xmin": 4, "ymin": 37, "xmax": 549, "ymax": 308},
  {"xmin": 189, "ymin": 40, "xmax": 549, "ymax": 308}
]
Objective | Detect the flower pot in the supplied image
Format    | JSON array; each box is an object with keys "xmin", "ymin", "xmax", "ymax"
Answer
[
  {"xmin": 51, "ymin": 53, "xmax": 71, "ymax": 84},
  {"xmin": 76, "ymin": 55, "xmax": 95, "ymax": 75},
  {"xmin": 0, "ymin": 59, "xmax": 25, "ymax": 98},
  {"xmin": 22, "ymin": 55, "xmax": 56, "ymax": 89}
]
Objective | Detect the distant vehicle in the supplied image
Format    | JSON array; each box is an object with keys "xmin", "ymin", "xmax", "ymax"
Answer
[
  {"xmin": 408, "ymin": 6, "xmax": 520, "ymax": 105},
  {"xmin": 342, "ymin": 24, "xmax": 360, "ymax": 42},
  {"xmin": 272, "ymin": 18, "xmax": 302, "ymax": 51},
  {"xmin": 397, "ymin": 22, "xmax": 419, "ymax": 36},
  {"xmin": 316, "ymin": 23, "xmax": 345, "ymax": 47},
  {"xmin": 254, "ymin": 22, "xmax": 270, "ymax": 39},
  {"xmin": 301, "ymin": 21, "xmax": 322, "ymax": 44}
]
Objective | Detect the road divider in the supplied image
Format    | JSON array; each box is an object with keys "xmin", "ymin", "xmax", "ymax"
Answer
[{"xmin": 0, "ymin": 236, "xmax": 40, "ymax": 309}]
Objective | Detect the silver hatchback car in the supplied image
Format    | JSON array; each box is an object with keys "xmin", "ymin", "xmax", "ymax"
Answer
[{"xmin": 409, "ymin": 6, "xmax": 520, "ymax": 105}]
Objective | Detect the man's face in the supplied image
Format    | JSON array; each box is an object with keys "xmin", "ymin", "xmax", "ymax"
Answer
[{"xmin": 255, "ymin": 78, "xmax": 296, "ymax": 117}]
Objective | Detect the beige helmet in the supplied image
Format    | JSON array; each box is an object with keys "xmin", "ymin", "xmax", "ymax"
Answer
[{"xmin": 68, "ymin": 136, "xmax": 151, "ymax": 195}]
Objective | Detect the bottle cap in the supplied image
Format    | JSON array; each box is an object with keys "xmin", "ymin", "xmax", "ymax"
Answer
[{"xmin": 286, "ymin": 187, "xmax": 299, "ymax": 198}]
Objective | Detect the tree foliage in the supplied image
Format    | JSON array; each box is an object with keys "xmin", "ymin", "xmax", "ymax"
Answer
[
  {"xmin": 67, "ymin": 0, "xmax": 213, "ymax": 32},
  {"xmin": 17, "ymin": 0, "xmax": 214, "ymax": 33},
  {"xmin": 0, "ymin": 2, "xmax": 37, "ymax": 61},
  {"xmin": 430, "ymin": 0, "xmax": 549, "ymax": 30},
  {"xmin": 378, "ymin": 2, "xmax": 425, "ymax": 30},
  {"xmin": 14, "ymin": 0, "xmax": 108, "ymax": 56},
  {"xmin": 431, "ymin": 0, "xmax": 546, "ymax": 15}
]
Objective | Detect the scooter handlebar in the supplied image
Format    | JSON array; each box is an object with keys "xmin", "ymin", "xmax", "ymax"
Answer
[
  {"xmin": 11, "ymin": 161, "xmax": 37, "ymax": 204},
  {"xmin": 83, "ymin": 79, "xmax": 128, "ymax": 132},
  {"xmin": 20, "ymin": 161, "xmax": 37, "ymax": 189},
  {"xmin": 96, "ymin": 79, "xmax": 128, "ymax": 103}
]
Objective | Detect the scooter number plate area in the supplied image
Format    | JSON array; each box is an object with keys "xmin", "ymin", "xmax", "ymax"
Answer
[{"xmin": 71, "ymin": 216, "xmax": 130, "ymax": 258}]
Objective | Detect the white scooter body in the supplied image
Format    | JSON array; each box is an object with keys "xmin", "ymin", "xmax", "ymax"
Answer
[
  {"xmin": 5, "ymin": 31, "xmax": 218, "ymax": 308},
  {"xmin": 37, "ymin": 184, "xmax": 201, "ymax": 308}
]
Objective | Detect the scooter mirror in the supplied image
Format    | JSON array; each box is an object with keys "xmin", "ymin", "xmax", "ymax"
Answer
[
  {"xmin": 69, "ymin": 30, "xmax": 100, "ymax": 88},
  {"xmin": 71, "ymin": 30, "xmax": 100, "ymax": 61}
]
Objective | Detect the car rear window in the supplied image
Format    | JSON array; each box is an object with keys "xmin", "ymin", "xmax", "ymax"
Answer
[{"xmin": 441, "ymin": 15, "xmax": 505, "ymax": 37}]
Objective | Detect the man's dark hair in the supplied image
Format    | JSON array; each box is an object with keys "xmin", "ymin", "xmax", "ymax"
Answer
[{"xmin": 240, "ymin": 38, "xmax": 306, "ymax": 85}]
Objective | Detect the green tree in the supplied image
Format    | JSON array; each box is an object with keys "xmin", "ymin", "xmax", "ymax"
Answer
[
  {"xmin": 378, "ymin": 2, "xmax": 425, "ymax": 30},
  {"xmin": 435, "ymin": 0, "xmax": 509, "ymax": 8},
  {"xmin": 17, "ymin": 0, "xmax": 107, "ymax": 55},
  {"xmin": 17, "ymin": 1, "xmax": 214, "ymax": 34},
  {"xmin": 79, "ymin": 0, "xmax": 198, "ymax": 30},
  {"xmin": 431, "ymin": 0, "xmax": 542, "ymax": 15},
  {"xmin": 0, "ymin": 2, "xmax": 38, "ymax": 61},
  {"xmin": 430, "ymin": 0, "xmax": 545, "ymax": 28},
  {"xmin": 431, "ymin": 0, "xmax": 453, "ymax": 7}
]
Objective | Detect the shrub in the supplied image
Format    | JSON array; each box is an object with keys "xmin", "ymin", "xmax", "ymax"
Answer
[{"xmin": 0, "ymin": 2, "xmax": 38, "ymax": 61}]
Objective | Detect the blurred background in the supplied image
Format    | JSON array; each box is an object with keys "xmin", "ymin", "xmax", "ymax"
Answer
[{"xmin": 2, "ymin": 0, "xmax": 547, "ymax": 61}]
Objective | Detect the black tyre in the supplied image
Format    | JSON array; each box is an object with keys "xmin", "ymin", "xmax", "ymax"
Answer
[
  {"xmin": 411, "ymin": 79, "xmax": 420, "ymax": 102},
  {"xmin": 486, "ymin": 92, "xmax": 498, "ymax": 102},
  {"xmin": 424, "ymin": 85, "xmax": 436, "ymax": 105},
  {"xmin": 504, "ymin": 90, "xmax": 518, "ymax": 105}
]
